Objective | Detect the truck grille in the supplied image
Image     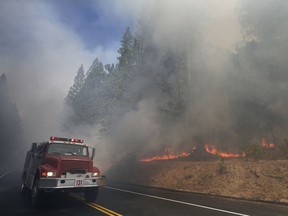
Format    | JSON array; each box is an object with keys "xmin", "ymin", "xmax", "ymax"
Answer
[
  {"xmin": 69, "ymin": 168, "xmax": 86, "ymax": 174},
  {"xmin": 60, "ymin": 160, "xmax": 90, "ymax": 174}
]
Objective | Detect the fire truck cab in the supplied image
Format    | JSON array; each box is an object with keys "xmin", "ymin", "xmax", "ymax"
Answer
[{"xmin": 21, "ymin": 137, "xmax": 106, "ymax": 207}]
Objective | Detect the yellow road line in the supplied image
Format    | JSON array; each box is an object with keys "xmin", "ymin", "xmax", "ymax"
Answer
[
  {"xmin": 86, "ymin": 202, "xmax": 116, "ymax": 216},
  {"xmin": 70, "ymin": 194, "xmax": 123, "ymax": 216},
  {"xmin": 71, "ymin": 194, "xmax": 115, "ymax": 216},
  {"xmin": 90, "ymin": 202, "xmax": 123, "ymax": 216}
]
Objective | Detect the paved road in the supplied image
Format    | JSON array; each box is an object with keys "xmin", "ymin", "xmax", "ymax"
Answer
[{"xmin": 1, "ymin": 170, "xmax": 288, "ymax": 216}]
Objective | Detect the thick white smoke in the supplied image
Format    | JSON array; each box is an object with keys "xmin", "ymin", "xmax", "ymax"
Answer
[{"xmin": 0, "ymin": 1, "xmax": 124, "ymax": 148}]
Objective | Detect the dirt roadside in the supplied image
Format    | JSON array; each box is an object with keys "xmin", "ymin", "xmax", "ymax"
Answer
[{"xmin": 107, "ymin": 159, "xmax": 288, "ymax": 203}]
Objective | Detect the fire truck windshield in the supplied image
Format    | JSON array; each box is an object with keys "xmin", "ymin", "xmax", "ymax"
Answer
[{"xmin": 48, "ymin": 143, "xmax": 89, "ymax": 157}]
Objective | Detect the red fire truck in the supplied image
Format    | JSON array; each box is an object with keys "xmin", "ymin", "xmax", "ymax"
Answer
[{"xmin": 21, "ymin": 136, "xmax": 106, "ymax": 207}]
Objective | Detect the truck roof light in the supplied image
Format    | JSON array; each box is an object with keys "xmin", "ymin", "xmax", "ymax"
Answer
[{"xmin": 50, "ymin": 136, "xmax": 83, "ymax": 143}]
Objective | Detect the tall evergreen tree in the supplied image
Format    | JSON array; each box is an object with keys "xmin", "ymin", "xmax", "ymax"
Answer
[
  {"xmin": 117, "ymin": 27, "xmax": 135, "ymax": 70},
  {"xmin": 77, "ymin": 58, "xmax": 107, "ymax": 124},
  {"xmin": 114, "ymin": 28, "xmax": 138, "ymax": 98},
  {"xmin": 65, "ymin": 64, "xmax": 85, "ymax": 106},
  {"xmin": 82, "ymin": 58, "xmax": 106, "ymax": 91}
]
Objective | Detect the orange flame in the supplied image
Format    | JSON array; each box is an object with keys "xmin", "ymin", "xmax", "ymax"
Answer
[
  {"xmin": 140, "ymin": 151, "xmax": 191, "ymax": 162},
  {"xmin": 205, "ymin": 144, "xmax": 246, "ymax": 158},
  {"xmin": 141, "ymin": 137, "xmax": 274, "ymax": 162},
  {"xmin": 261, "ymin": 137, "xmax": 275, "ymax": 149}
]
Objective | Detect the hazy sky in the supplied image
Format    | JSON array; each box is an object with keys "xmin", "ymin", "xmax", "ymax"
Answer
[{"xmin": 48, "ymin": 0, "xmax": 138, "ymax": 50}]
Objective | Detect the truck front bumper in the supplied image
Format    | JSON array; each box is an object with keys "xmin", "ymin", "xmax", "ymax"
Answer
[{"xmin": 38, "ymin": 176, "xmax": 106, "ymax": 190}]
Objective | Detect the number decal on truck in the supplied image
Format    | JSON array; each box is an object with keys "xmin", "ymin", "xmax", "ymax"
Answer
[{"xmin": 75, "ymin": 179, "xmax": 83, "ymax": 187}]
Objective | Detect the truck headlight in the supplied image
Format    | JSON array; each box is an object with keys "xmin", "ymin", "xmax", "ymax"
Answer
[
  {"xmin": 47, "ymin": 171, "xmax": 56, "ymax": 177},
  {"xmin": 92, "ymin": 172, "xmax": 99, "ymax": 177}
]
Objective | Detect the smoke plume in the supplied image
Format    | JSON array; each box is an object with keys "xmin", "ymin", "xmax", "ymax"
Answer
[{"xmin": 104, "ymin": 0, "xmax": 288, "ymax": 162}]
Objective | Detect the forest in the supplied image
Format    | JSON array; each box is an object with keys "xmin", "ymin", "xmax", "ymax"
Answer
[
  {"xmin": 1, "ymin": 0, "xmax": 288, "ymax": 165},
  {"xmin": 63, "ymin": 0, "xmax": 288, "ymax": 161}
]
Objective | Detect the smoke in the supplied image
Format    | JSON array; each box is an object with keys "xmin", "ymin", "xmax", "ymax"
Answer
[
  {"xmin": 104, "ymin": 0, "xmax": 243, "ymax": 159},
  {"xmin": 105, "ymin": 0, "xmax": 288, "ymax": 162},
  {"xmin": 0, "ymin": 0, "xmax": 127, "ymax": 149},
  {"xmin": 1, "ymin": 0, "xmax": 287, "ymax": 167}
]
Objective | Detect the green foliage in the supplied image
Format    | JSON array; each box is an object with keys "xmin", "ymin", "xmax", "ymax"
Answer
[
  {"xmin": 65, "ymin": 64, "xmax": 85, "ymax": 106},
  {"xmin": 62, "ymin": 4, "xmax": 288, "ymax": 161},
  {"xmin": 64, "ymin": 28, "xmax": 143, "ymax": 129},
  {"xmin": 78, "ymin": 58, "xmax": 107, "ymax": 124},
  {"xmin": 117, "ymin": 27, "xmax": 135, "ymax": 71},
  {"xmin": 83, "ymin": 58, "xmax": 106, "ymax": 91},
  {"xmin": 113, "ymin": 27, "xmax": 140, "ymax": 104},
  {"xmin": 65, "ymin": 58, "xmax": 110, "ymax": 125},
  {"xmin": 63, "ymin": 22, "xmax": 190, "ymax": 135},
  {"xmin": 105, "ymin": 64, "xmax": 116, "ymax": 75}
]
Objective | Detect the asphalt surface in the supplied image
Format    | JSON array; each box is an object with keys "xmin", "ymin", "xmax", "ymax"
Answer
[{"xmin": 1, "ymin": 170, "xmax": 288, "ymax": 216}]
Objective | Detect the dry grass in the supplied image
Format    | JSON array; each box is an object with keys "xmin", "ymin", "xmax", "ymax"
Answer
[{"xmin": 108, "ymin": 159, "xmax": 288, "ymax": 203}]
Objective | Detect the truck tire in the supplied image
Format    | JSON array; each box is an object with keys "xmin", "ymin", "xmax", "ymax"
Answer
[
  {"xmin": 84, "ymin": 188, "xmax": 98, "ymax": 202},
  {"xmin": 21, "ymin": 182, "xmax": 29, "ymax": 196},
  {"xmin": 31, "ymin": 177, "xmax": 43, "ymax": 208},
  {"xmin": 20, "ymin": 174, "xmax": 28, "ymax": 196}
]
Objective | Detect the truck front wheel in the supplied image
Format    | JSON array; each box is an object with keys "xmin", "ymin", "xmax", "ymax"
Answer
[
  {"xmin": 84, "ymin": 188, "xmax": 98, "ymax": 202},
  {"xmin": 31, "ymin": 177, "xmax": 43, "ymax": 208},
  {"xmin": 20, "ymin": 174, "xmax": 28, "ymax": 195}
]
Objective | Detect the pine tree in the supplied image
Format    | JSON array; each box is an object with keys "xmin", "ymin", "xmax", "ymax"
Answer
[
  {"xmin": 82, "ymin": 58, "xmax": 106, "ymax": 91},
  {"xmin": 65, "ymin": 64, "xmax": 85, "ymax": 106},
  {"xmin": 112, "ymin": 27, "xmax": 139, "ymax": 103},
  {"xmin": 118, "ymin": 27, "xmax": 134, "ymax": 68},
  {"xmin": 105, "ymin": 64, "xmax": 116, "ymax": 75},
  {"xmin": 77, "ymin": 58, "xmax": 107, "ymax": 124}
]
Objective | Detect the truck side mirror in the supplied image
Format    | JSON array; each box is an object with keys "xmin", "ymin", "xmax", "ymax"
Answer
[
  {"xmin": 91, "ymin": 148, "xmax": 95, "ymax": 159},
  {"xmin": 31, "ymin": 142, "xmax": 37, "ymax": 152}
]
